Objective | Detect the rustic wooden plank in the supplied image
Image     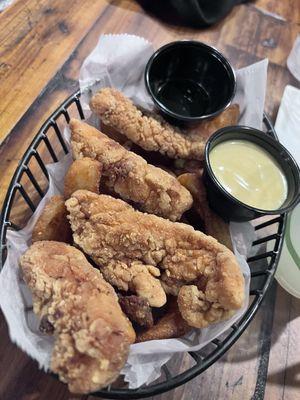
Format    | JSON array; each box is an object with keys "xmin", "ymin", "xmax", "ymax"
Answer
[
  {"xmin": 266, "ymin": 62, "xmax": 300, "ymax": 121},
  {"xmin": 0, "ymin": 0, "xmax": 108, "ymax": 144},
  {"xmin": 254, "ymin": 0, "xmax": 300, "ymax": 24},
  {"xmin": 221, "ymin": 5, "xmax": 299, "ymax": 67},
  {"xmin": 0, "ymin": 311, "xmax": 81, "ymax": 400},
  {"xmin": 265, "ymin": 286, "xmax": 300, "ymax": 400},
  {"xmin": 283, "ymin": 294, "xmax": 300, "ymax": 400}
]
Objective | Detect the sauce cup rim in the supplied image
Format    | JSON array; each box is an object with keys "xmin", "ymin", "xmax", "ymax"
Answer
[
  {"xmin": 204, "ymin": 125, "xmax": 300, "ymax": 215},
  {"xmin": 144, "ymin": 40, "xmax": 236, "ymax": 122}
]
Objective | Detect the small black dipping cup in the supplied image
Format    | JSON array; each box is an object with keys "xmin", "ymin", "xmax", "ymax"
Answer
[
  {"xmin": 203, "ymin": 126, "xmax": 300, "ymax": 222},
  {"xmin": 145, "ymin": 41, "xmax": 236, "ymax": 125}
]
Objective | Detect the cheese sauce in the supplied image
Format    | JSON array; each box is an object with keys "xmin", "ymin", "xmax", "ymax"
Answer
[{"xmin": 209, "ymin": 139, "xmax": 288, "ymax": 210}]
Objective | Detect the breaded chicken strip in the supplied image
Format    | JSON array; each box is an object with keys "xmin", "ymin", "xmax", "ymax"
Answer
[
  {"xmin": 69, "ymin": 119, "xmax": 192, "ymax": 221},
  {"xmin": 66, "ymin": 191, "xmax": 166, "ymax": 308},
  {"xmin": 32, "ymin": 195, "xmax": 72, "ymax": 243},
  {"xmin": 178, "ymin": 173, "xmax": 233, "ymax": 250},
  {"xmin": 66, "ymin": 191, "xmax": 245, "ymax": 328},
  {"xmin": 90, "ymin": 87, "xmax": 239, "ymax": 160},
  {"xmin": 20, "ymin": 241, "xmax": 135, "ymax": 394}
]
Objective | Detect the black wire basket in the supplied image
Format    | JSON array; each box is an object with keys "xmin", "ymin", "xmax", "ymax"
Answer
[{"xmin": 0, "ymin": 91, "xmax": 286, "ymax": 399}]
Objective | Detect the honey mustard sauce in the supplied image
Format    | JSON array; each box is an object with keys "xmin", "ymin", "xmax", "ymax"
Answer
[{"xmin": 209, "ymin": 140, "xmax": 288, "ymax": 210}]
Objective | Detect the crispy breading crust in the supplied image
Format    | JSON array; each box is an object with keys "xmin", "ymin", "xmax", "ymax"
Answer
[
  {"xmin": 66, "ymin": 191, "xmax": 166, "ymax": 308},
  {"xmin": 69, "ymin": 119, "xmax": 192, "ymax": 221},
  {"xmin": 32, "ymin": 195, "xmax": 72, "ymax": 243},
  {"xmin": 90, "ymin": 87, "xmax": 239, "ymax": 160},
  {"xmin": 66, "ymin": 190, "xmax": 245, "ymax": 328},
  {"xmin": 20, "ymin": 241, "xmax": 135, "ymax": 394}
]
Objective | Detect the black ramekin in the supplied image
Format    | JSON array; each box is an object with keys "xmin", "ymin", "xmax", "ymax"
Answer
[
  {"xmin": 203, "ymin": 126, "xmax": 300, "ymax": 222},
  {"xmin": 145, "ymin": 40, "xmax": 236, "ymax": 125}
]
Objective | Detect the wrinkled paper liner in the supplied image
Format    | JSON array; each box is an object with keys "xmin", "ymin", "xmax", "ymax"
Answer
[
  {"xmin": 0, "ymin": 34, "xmax": 270, "ymax": 389},
  {"xmin": 287, "ymin": 35, "xmax": 300, "ymax": 83}
]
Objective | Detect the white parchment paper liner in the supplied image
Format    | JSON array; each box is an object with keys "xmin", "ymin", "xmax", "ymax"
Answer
[
  {"xmin": 287, "ymin": 35, "xmax": 300, "ymax": 82},
  {"xmin": 0, "ymin": 34, "xmax": 269, "ymax": 389}
]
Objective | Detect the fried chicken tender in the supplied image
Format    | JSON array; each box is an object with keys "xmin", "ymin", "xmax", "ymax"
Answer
[
  {"xmin": 69, "ymin": 118, "xmax": 192, "ymax": 221},
  {"xmin": 32, "ymin": 195, "xmax": 72, "ymax": 243},
  {"xmin": 178, "ymin": 173, "xmax": 233, "ymax": 250},
  {"xmin": 66, "ymin": 190, "xmax": 245, "ymax": 328},
  {"xmin": 90, "ymin": 87, "xmax": 239, "ymax": 161},
  {"xmin": 66, "ymin": 191, "xmax": 166, "ymax": 308},
  {"xmin": 177, "ymin": 285, "xmax": 235, "ymax": 328},
  {"xmin": 20, "ymin": 241, "xmax": 135, "ymax": 394},
  {"xmin": 64, "ymin": 157, "xmax": 102, "ymax": 199},
  {"xmin": 137, "ymin": 297, "xmax": 190, "ymax": 342}
]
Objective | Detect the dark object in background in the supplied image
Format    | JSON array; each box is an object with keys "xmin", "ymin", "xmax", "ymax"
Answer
[
  {"xmin": 138, "ymin": 0, "xmax": 249, "ymax": 27},
  {"xmin": 145, "ymin": 41, "xmax": 236, "ymax": 124},
  {"xmin": 203, "ymin": 126, "xmax": 300, "ymax": 221}
]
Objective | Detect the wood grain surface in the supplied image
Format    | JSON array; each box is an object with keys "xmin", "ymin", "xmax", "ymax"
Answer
[{"xmin": 0, "ymin": 0, "xmax": 300, "ymax": 399}]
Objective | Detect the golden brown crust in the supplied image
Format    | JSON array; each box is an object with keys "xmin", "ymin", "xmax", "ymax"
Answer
[
  {"xmin": 20, "ymin": 241, "xmax": 135, "ymax": 393},
  {"xmin": 90, "ymin": 88, "xmax": 239, "ymax": 161},
  {"xmin": 66, "ymin": 190, "xmax": 245, "ymax": 328},
  {"xmin": 69, "ymin": 119, "xmax": 192, "ymax": 221},
  {"xmin": 64, "ymin": 157, "xmax": 102, "ymax": 199},
  {"xmin": 184, "ymin": 104, "xmax": 240, "ymax": 141},
  {"xmin": 178, "ymin": 172, "xmax": 233, "ymax": 250},
  {"xmin": 32, "ymin": 195, "xmax": 72, "ymax": 244},
  {"xmin": 137, "ymin": 298, "xmax": 190, "ymax": 342},
  {"xmin": 66, "ymin": 190, "xmax": 166, "ymax": 308}
]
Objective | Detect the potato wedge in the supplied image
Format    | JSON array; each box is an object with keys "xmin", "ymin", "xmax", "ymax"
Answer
[
  {"xmin": 178, "ymin": 172, "xmax": 233, "ymax": 250},
  {"xmin": 32, "ymin": 195, "xmax": 72, "ymax": 243},
  {"xmin": 137, "ymin": 297, "xmax": 190, "ymax": 342},
  {"xmin": 64, "ymin": 157, "xmax": 102, "ymax": 199}
]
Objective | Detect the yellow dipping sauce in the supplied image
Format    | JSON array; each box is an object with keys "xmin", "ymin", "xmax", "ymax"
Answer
[{"xmin": 209, "ymin": 139, "xmax": 288, "ymax": 210}]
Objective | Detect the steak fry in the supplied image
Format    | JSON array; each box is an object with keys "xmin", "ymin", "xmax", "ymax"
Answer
[
  {"xmin": 119, "ymin": 295, "xmax": 153, "ymax": 327},
  {"xmin": 70, "ymin": 119, "xmax": 192, "ymax": 221},
  {"xmin": 64, "ymin": 157, "xmax": 102, "ymax": 199},
  {"xmin": 137, "ymin": 297, "xmax": 190, "ymax": 342},
  {"xmin": 90, "ymin": 87, "xmax": 239, "ymax": 161},
  {"xmin": 66, "ymin": 190, "xmax": 245, "ymax": 328},
  {"xmin": 20, "ymin": 241, "xmax": 135, "ymax": 394},
  {"xmin": 178, "ymin": 173, "xmax": 233, "ymax": 250},
  {"xmin": 32, "ymin": 195, "xmax": 72, "ymax": 244}
]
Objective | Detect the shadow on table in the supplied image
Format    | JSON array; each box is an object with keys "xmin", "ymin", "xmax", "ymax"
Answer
[
  {"xmin": 268, "ymin": 362, "xmax": 300, "ymax": 388},
  {"xmin": 218, "ymin": 282, "xmax": 300, "ymax": 365},
  {"xmin": 106, "ymin": 0, "xmax": 199, "ymax": 28}
]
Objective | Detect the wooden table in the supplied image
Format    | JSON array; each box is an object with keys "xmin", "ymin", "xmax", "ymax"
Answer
[{"xmin": 0, "ymin": 1, "xmax": 300, "ymax": 399}]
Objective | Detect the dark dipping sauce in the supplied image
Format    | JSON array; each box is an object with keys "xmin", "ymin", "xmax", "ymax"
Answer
[{"xmin": 156, "ymin": 78, "xmax": 211, "ymax": 117}]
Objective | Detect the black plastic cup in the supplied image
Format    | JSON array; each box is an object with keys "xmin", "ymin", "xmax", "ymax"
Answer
[
  {"xmin": 203, "ymin": 126, "xmax": 300, "ymax": 222},
  {"xmin": 145, "ymin": 40, "xmax": 236, "ymax": 125}
]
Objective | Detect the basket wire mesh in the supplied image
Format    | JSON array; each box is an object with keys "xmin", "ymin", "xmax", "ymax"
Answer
[{"xmin": 0, "ymin": 91, "xmax": 286, "ymax": 399}]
